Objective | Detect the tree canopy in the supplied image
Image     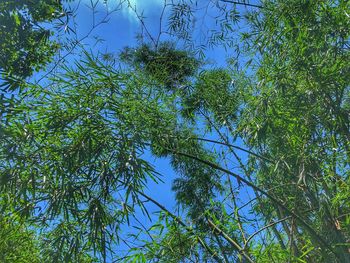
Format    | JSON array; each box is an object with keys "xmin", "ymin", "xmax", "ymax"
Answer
[{"xmin": 0, "ymin": 0, "xmax": 349, "ymax": 262}]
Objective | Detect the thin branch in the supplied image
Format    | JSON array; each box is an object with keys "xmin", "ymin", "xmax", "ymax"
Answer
[
  {"xmin": 213, "ymin": 233, "xmax": 230, "ymax": 263},
  {"xmin": 219, "ymin": 0, "xmax": 267, "ymax": 10},
  {"xmin": 193, "ymin": 137, "xmax": 274, "ymax": 163},
  {"xmin": 207, "ymin": 219, "xmax": 255, "ymax": 263},
  {"xmin": 136, "ymin": 190, "xmax": 224, "ymax": 263},
  {"xmin": 227, "ymin": 175, "xmax": 247, "ymax": 243},
  {"xmin": 244, "ymin": 216, "xmax": 292, "ymax": 249},
  {"xmin": 128, "ymin": 1, "xmax": 157, "ymax": 46},
  {"xmin": 37, "ymin": 6, "xmax": 118, "ymax": 84},
  {"xmin": 155, "ymin": 0, "xmax": 168, "ymax": 47}
]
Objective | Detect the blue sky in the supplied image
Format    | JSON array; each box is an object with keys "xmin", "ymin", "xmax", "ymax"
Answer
[
  {"xmin": 67, "ymin": 0, "xmax": 233, "ymax": 64},
  {"xmin": 72, "ymin": 0, "xmax": 165, "ymax": 51}
]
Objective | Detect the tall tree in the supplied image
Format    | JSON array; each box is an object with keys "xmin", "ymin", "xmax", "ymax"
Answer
[{"xmin": 0, "ymin": 0, "xmax": 349, "ymax": 262}]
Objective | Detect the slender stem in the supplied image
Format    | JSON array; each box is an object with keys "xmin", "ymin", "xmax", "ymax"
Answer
[
  {"xmin": 213, "ymin": 233, "xmax": 230, "ymax": 263},
  {"xmin": 207, "ymin": 219, "xmax": 255, "ymax": 263},
  {"xmin": 136, "ymin": 190, "xmax": 223, "ymax": 263},
  {"xmin": 219, "ymin": 0, "xmax": 267, "ymax": 10},
  {"xmin": 193, "ymin": 137, "xmax": 274, "ymax": 163},
  {"xmin": 244, "ymin": 216, "xmax": 292, "ymax": 249},
  {"xmin": 228, "ymin": 175, "xmax": 247, "ymax": 243},
  {"xmin": 165, "ymin": 148, "xmax": 338, "ymax": 258}
]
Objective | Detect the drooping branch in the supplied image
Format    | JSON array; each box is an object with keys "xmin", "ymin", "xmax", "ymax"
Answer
[
  {"xmin": 243, "ymin": 216, "xmax": 292, "ymax": 249},
  {"xmin": 165, "ymin": 132, "xmax": 274, "ymax": 163},
  {"xmin": 165, "ymin": 148, "xmax": 339, "ymax": 258},
  {"xmin": 192, "ymin": 137, "xmax": 274, "ymax": 163}
]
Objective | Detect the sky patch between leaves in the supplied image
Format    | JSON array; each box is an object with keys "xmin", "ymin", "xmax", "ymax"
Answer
[{"xmin": 81, "ymin": 0, "xmax": 164, "ymax": 21}]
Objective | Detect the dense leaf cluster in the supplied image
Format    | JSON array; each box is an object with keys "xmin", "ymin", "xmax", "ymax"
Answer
[
  {"xmin": 120, "ymin": 42, "xmax": 199, "ymax": 89},
  {"xmin": 0, "ymin": 0, "xmax": 65, "ymax": 90}
]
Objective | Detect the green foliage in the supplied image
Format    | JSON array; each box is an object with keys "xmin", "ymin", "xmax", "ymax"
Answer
[
  {"xmin": 0, "ymin": 49, "xmax": 221, "ymax": 260},
  {"xmin": 0, "ymin": 0, "xmax": 64, "ymax": 90},
  {"xmin": 0, "ymin": 216, "xmax": 41, "ymax": 263},
  {"xmin": 182, "ymin": 68, "xmax": 239, "ymax": 126},
  {"xmin": 140, "ymin": 219, "xmax": 197, "ymax": 262},
  {"xmin": 236, "ymin": 0, "xmax": 350, "ymax": 261},
  {"xmin": 120, "ymin": 42, "xmax": 199, "ymax": 89},
  {"xmin": 40, "ymin": 222, "xmax": 99, "ymax": 263},
  {"xmin": 1, "ymin": 0, "xmax": 350, "ymax": 262}
]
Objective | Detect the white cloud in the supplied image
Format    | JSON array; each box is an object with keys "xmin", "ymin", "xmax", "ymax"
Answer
[
  {"xmin": 121, "ymin": 0, "xmax": 165, "ymax": 22},
  {"xmin": 82, "ymin": 0, "xmax": 164, "ymax": 22}
]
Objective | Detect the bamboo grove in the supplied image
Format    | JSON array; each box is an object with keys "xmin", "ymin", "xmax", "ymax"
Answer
[{"xmin": 0, "ymin": 0, "xmax": 349, "ymax": 262}]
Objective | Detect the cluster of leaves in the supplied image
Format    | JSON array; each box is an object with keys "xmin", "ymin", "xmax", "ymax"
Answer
[
  {"xmin": 182, "ymin": 68, "xmax": 239, "ymax": 126},
  {"xmin": 120, "ymin": 42, "xmax": 200, "ymax": 89},
  {"xmin": 0, "ymin": 0, "xmax": 66, "ymax": 90},
  {"xmin": 150, "ymin": 0, "xmax": 350, "ymax": 262},
  {"xmin": 0, "ymin": 215, "xmax": 41, "ymax": 263},
  {"xmin": 127, "ymin": 214, "xmax": 198, "ymax": 263}
]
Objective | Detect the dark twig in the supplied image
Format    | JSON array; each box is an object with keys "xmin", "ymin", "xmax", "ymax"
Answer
[{"xmin": 220, "ymin": 0, "xmax": 267, "ymax": 10}]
